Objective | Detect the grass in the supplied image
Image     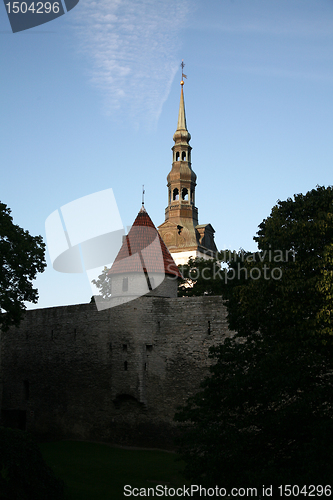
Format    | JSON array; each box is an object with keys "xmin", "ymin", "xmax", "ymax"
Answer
[{"xmin": 39, "ymin": 440, "xmax": 188, "ymax": 500}]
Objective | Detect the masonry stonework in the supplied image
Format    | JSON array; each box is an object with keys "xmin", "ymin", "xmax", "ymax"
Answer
[{"xmin": 1, "ymin": 295, "xmax": 231, "ymax": 447}]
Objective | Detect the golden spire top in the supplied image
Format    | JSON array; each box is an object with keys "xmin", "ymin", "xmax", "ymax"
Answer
[{"xmin": 180, "ymin": 59, "xmax": 187, "ymax": 86}]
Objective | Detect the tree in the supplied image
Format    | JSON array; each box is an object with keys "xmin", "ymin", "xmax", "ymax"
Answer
[
  {"xmin": 0, "ymin": 202, "xmax": 46, "ymax": 331},
  {"xmin": 178, "ymin": 257, "xmax": 223, "ymax": 297},
  {"xmin": 91, "ymin": 266, "xmax": 112, "ymax": 300},
  {"xmin": 175, "ymin": 186, "xmax": 333, "ymax": 489},
  {"xmin": 221, "ymin": 185, "xmax": 333, "ymax": 342},
  {"xmin": 175, "ymin": 333, "xmax": 333, "ymax": 488},
  {"xmin": 180, "ymin": 186, "xmax": 333, "ymax": 342}
]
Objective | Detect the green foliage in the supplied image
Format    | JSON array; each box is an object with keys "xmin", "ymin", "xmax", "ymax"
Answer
[
  {"xmin": 178, "ymin": 257, "xmax": 223, "ymax": 296},
  {"xmin": 175, "ymin": 333, "xmax": 333, "ymax": 487},
  {"xmin": 0, "ymin": 202, "xmax": 46, "ymax": 331},
  {"xmin": 175, "ymin": 186, "xmax": 333, "ymax": 488},
  {"xmin": 220, "ymin": 186, "xmax": 333, "ymax": 341},
  {"xmin": 0, "ymin": 427, "xmax": 64, "ymax": 500}
]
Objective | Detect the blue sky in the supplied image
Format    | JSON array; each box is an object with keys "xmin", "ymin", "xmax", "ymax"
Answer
[{"xmin": 1, "ymin": 0, "xmax": 333, "ymax": 309}]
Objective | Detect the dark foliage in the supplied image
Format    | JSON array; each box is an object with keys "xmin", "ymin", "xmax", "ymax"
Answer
[
  {"xmin": 178, "ymin": 257, "xmax": 223, "ymax": 296},
  {"xmin": 175, "ymin": 334, "xmax": 333, "ymax": 488},
  {"xmin": 221, "ymin": 186, "xmax": 333, "ymax": 341},
  {"xmin": 0, "ymin": 427, "xmax": 64, "ymax": 500},
  {"xmin": 175, "ymin": 186, "xmax": 333, "ymax": 491},
  {"xmin": 0, "ymin": 202, "xmax": 46, "ymax": 331}
]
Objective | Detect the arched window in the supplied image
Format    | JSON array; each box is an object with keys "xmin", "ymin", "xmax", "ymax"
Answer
[
  {"xmin": 175, "ymin": 152, "xmax": 180, "ymax": 161},
  {"xmin": 191, "ymin": 189, "xmax": 194, "ymax": 204},
  {"xmin": 173, "ymin": 188, "xmax": 179, "ymax": 201},
  {"xmin": 182, "ymin": 188, "xmax": 188, "ymax": 201},
  {"xmin": 182, "ymin": 151, "xmax": 186, "ymax": 161}
]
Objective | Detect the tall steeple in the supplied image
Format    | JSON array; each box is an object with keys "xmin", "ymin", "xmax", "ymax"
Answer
[
  {"xmin": 165, "ymin": 77, "xmax": 198, "ymax": 228},
  {"xmin": 158, "ymin": 66, "xmax": 217, "ymax": 265}
]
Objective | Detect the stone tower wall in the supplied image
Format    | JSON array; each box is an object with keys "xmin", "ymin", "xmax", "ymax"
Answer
[{"xmin": 1, "ymin": 296, "xmax": 232, "ymax": 447}]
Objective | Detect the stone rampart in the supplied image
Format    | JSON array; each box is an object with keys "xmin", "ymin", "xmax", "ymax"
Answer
[{"xmin": 1, "ymin": 295, "xmax": 232, "ymax": 447}]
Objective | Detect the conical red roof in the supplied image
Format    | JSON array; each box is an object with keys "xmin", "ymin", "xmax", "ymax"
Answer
[{"xmin": 108, "ymin": 206, "xmax": 182, "ymax": 278}]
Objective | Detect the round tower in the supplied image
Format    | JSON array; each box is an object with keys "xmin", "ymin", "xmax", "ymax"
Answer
[{"xmin": 107, "ymin": 206, "xmax": 181, "ymax": 307}]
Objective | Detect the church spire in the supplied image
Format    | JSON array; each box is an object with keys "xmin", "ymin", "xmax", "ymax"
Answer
[
  {"xmin": 177, "ymin": 81, "xmax": 187, "ymax": 131},
  {"xmin": 173, "ymin": 61, "xmax": 191, "ymax": 144},
  {"xmin": 176, "ymin": 60, "xmax": 188, "ymax": 131},
  {"xmin": 158, "ymin": 63, "xmax": 218, "ymax": 265},
  {"xmin": 158, "ymin": 64, "xmax": 198, "ymax": 252}
]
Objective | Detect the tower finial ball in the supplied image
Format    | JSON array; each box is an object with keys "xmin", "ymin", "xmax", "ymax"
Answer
[{"xmin": 180, "ymin": 80, "xmax": 184, "ymax": 86}]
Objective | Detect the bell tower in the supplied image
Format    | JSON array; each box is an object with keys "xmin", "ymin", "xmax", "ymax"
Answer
[
  {"xmin": 158, "ymin": 67, "xmax": 217, "ymax": 265},
  {"xmin": 166, "ymin": 77, "xmax": 198, "ymax": 232}
]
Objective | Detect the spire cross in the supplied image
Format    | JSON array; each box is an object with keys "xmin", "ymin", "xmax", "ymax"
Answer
[{"xmin": 180, "ymin": 59, "xmax": 187, "ymax": 85}]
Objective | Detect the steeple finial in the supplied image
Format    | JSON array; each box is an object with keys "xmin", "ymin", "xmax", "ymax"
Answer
[
  {"xmin": 180, "ymin": 59, "xmax": 187, "ymax": 86},
  {"xmin": 140, "ymin": 185, "xmax": 146, "ymax": 213}
]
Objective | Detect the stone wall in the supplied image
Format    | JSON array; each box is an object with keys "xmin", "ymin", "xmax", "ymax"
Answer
[{"xmin": 1, "ymin": 295, "xmax": 232, "ymax": 448}]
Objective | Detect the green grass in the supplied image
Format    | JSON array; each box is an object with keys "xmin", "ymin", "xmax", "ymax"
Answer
[{"xmin": 39, "ymin": 441, "xmax": 188, "ymax": 500}]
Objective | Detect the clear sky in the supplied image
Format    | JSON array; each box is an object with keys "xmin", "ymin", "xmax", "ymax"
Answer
[{"xmin": 1, "ymin": 0, "xmax": 333, "ymax": 309}]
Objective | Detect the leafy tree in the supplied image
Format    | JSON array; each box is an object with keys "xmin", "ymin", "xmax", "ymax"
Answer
[
  {"xmin": 175, "ymin": 333, "xmax": 333, "ymax": 488},
  {"xmin": 221, "ymin": 185, "xmax": 333, "ymax": 342},
  {"xmin": 178, "ymin": 257, "xmax": 223, "ymax": 296},
  {"xmin": 175, "ymin": 186, "xmax": 333, "ymax": 489},
  {"xmin": 91, "ymin": 266, "xmax": 112, "ymax": 300},
  {"xmin": 180, "ymin": 186, "xmax": 333, "ymax": 342},
  {"xmin": 0, "ymin": 202, "xmax": 46, "ymax": 331}
]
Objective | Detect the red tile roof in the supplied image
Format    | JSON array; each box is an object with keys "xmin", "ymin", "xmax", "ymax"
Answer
[{"xmin": 108, "ymin": 207, "xmax": 182, "ymax": 278}]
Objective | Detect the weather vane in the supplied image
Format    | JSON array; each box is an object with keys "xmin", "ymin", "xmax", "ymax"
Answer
[
  {"xmin": 142, "ymin": 185, "xmax": 145, "ymax": 206},
  {"xmin": 180, "ymin": 59, "xmax": 187, "ymax": 86}
]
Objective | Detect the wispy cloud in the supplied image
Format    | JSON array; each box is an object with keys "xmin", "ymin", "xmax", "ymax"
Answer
[{"xmin": 70, "ymin": 0, "xmax": 190, "ymax": 127}]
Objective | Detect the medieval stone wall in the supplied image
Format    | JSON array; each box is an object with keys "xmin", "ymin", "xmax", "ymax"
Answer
[{"xmin": 1, "ymin": 295, "xmax": 232, "ymax": 447}]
